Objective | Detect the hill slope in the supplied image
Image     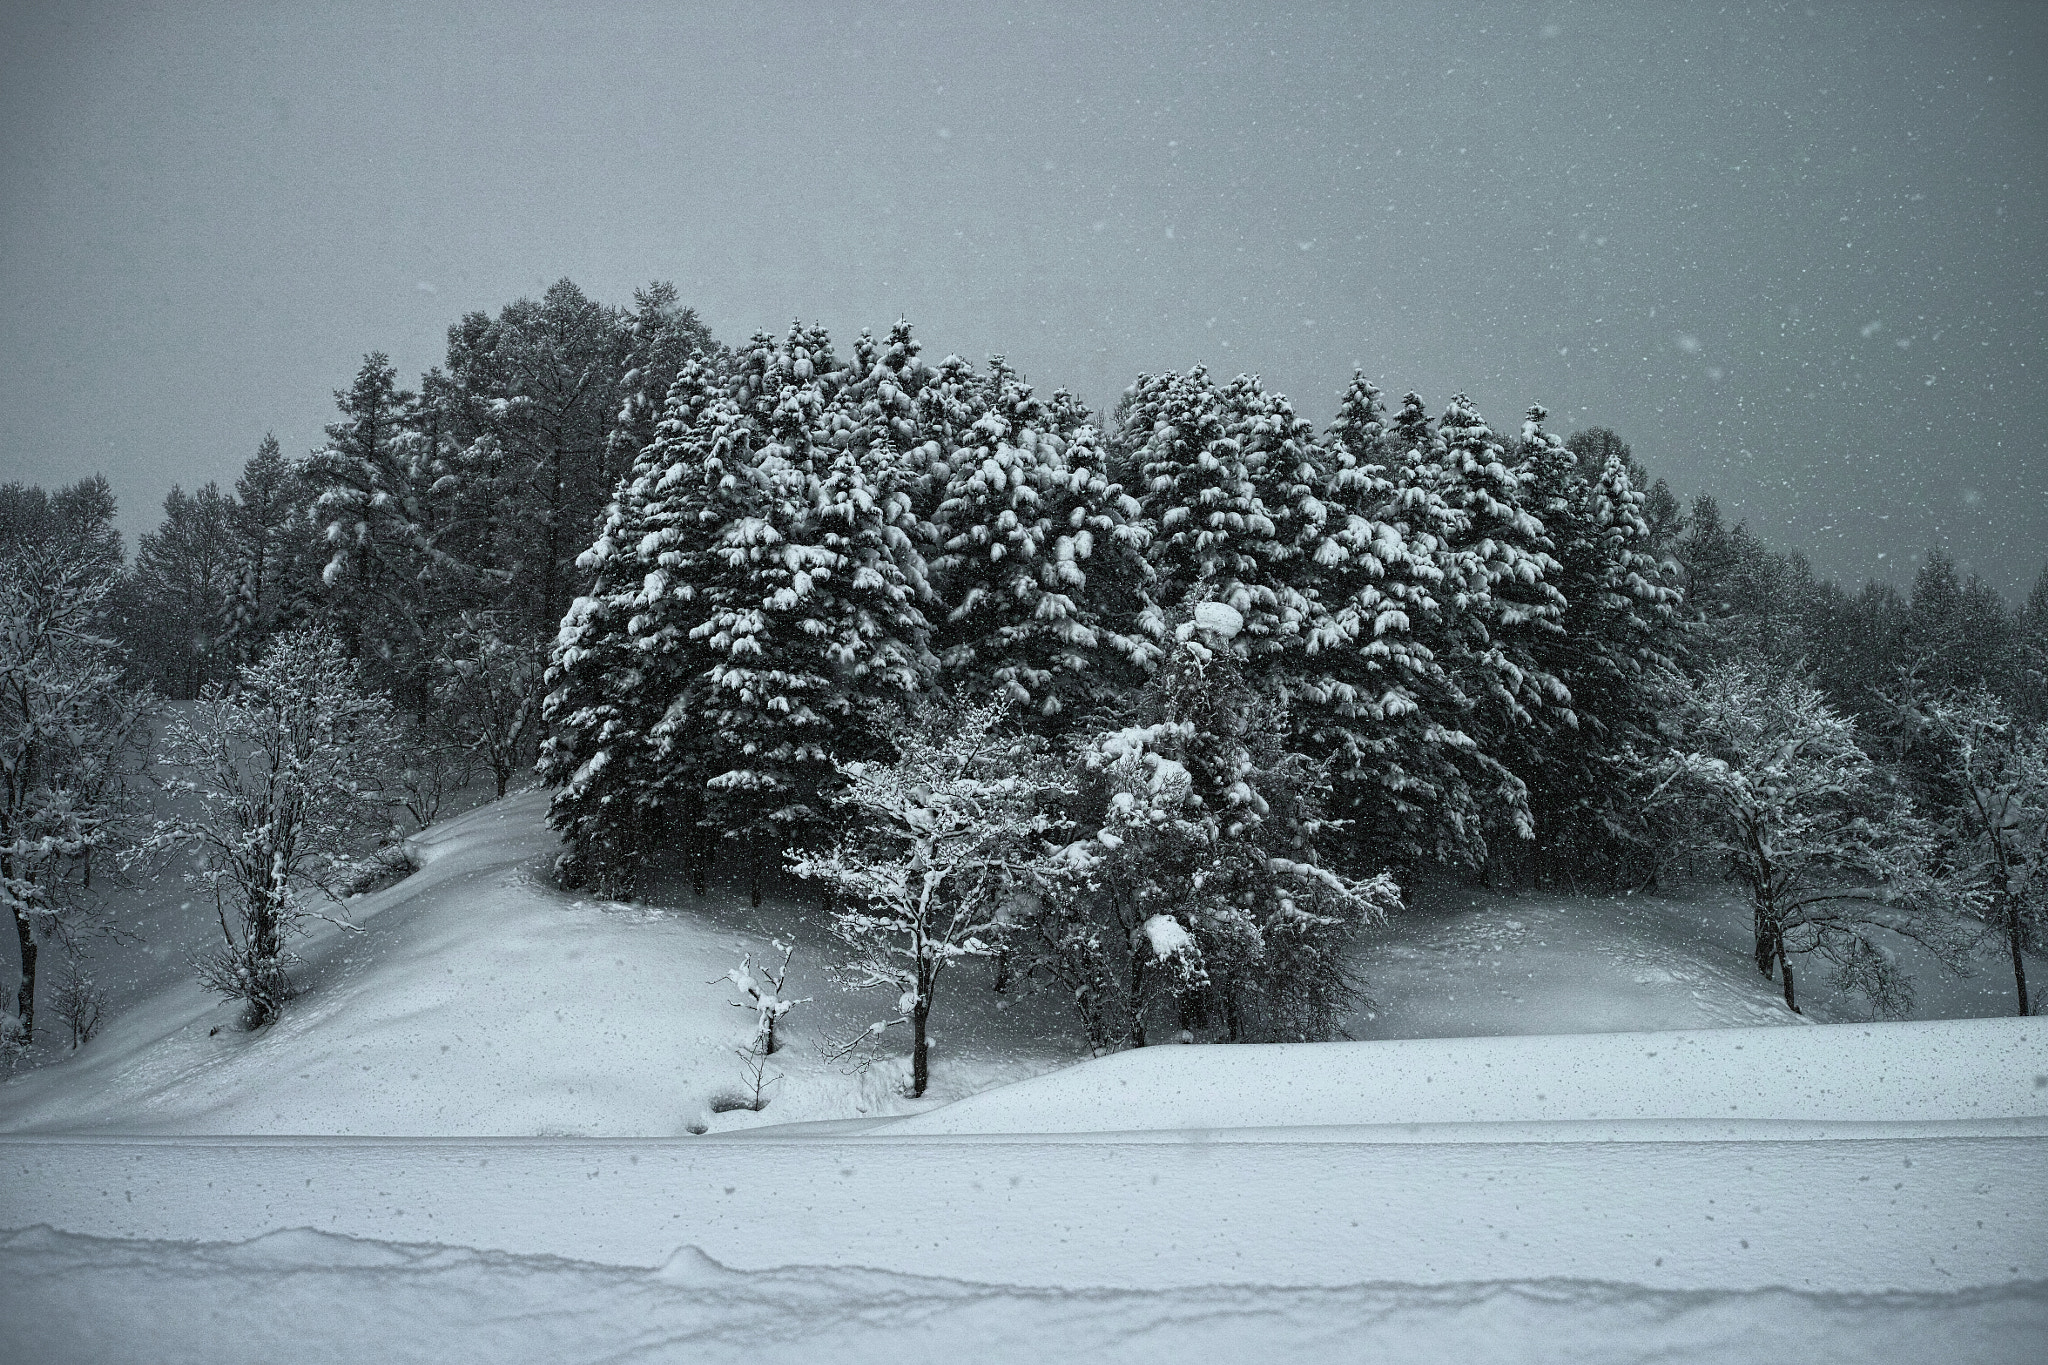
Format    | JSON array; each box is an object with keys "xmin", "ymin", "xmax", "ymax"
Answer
[{"xmin": 1, "ymin": 788, "xmax": 2031, "ymax": 1136}]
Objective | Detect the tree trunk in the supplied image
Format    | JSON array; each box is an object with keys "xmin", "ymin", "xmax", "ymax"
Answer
[
  {"xmin": 1754, "ymin": 902, "xmax": 1777, "ymax": 978},
  {"xmin": 748, "ymin": 846, "xmax": 763, "ymax": 909},
  {"xmin": 495, "ymin": 765, "xmax": 510, "ymax": 799},
  {"xmin": 1126, "ymin": 954, "xmax": 1147, "ymax": 1048},
  {"xmin": 2012, "ymin": 915, "xmax": 2031, "ymax": 1018},
  {"xmin": 1777, "ymin": 944, "xmax": 1800, "ymax": 1014},
  {"xmin": 911, "ymin": 1001, "xmax": 929, "ymax": 1098},
  {"xmin": 12, "ymin": 905, "xmax": 36, "ymax": 1043}
]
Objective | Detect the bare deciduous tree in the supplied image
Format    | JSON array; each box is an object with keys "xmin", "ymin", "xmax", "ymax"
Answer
[{"xmin": 143, "ymin": 630, "xmax": 399, "ymax": 1027}]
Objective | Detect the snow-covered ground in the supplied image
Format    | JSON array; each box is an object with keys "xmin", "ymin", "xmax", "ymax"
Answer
[
  {"xmin": 4, "ymin": 1223, "xmax": 2042, "ymax": 1365},
  {"xmin": 0, "ymin": 791, "xmax": 1079, "ymax": 1137},
  {"xmin": 4, "ymin": 789, "xmax": 2044, "ymax": 1362}
]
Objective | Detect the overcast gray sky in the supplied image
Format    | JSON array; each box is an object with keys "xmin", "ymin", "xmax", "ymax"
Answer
[{"xmin": 3, "ymin": 0, "xmax": 2043, "ymax": 595}]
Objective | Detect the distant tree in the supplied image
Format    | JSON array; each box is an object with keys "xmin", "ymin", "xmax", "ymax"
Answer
[
  {"xmin": 1804, "ymin": 576, "xmax": 1910, "ymax": 721},
  {"xmin": 0, "ymin": 477, "xmax": 123, "ymax": 569},
  {"xmin": 1674, "ymin": 497, "xmax": 1816, "ymax": 674},
  {"xmin": 442, "ymin": 280, "xmax": 631, "ymax": 633},
  {"xmin": 790, "ymin": 696, "xmax": 1066, "ymax": 1097},
  {"xmin": 438, "ymin": 611, "xmax": 547, "ymax": 799},
  {"xmin": 145, "ymin": 630, "xmax": 399, "ymax": 1027},
  {"xmin": 1, "ymin": 539, "xmax": 154, "ymax": 1044},
  {"xmin": 226, "ymin": 434, "xmax": 319, "ymax": 662},
  {"xmin": 1645, "ymin": 664, "xmax": 1966, "ymax": 1015},
  {"xmin": 126, "ymin": 483, "xmax": 241, "ymax": 697},
  {"xmin": 1902, "ymin": 550, "xmax": 2015, "ymax": 698},
  {"xmin": 2018, "ymin": 562, "xmax": 2048, "ymax": 724}
]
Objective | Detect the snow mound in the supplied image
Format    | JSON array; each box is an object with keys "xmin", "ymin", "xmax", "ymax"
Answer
[
  {"xmin": 882, "ymin": 1016, "xmax": 2048, "ymax": 1136},
  {"xmin": 3, "ymin": 1224, "xmax": 2041, "ymax": 1365}
]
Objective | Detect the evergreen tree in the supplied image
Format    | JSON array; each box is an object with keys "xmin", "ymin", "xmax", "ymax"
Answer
[
  {"xmin": 226, "ymin": 434, "xmax": 318, "ymax": 663},
  {"xmin": 1022, "ymin": 609, "xmax": 1399, "ymax": 1050},
  {"xmin": 1129, "ymin": 368, "xmax": 1304, "ymax": 660},
  {"xmin": 606, "ymin": 281, "xmax": 722, "ymax": 482},
  {"xmin": 693, "ymin": 326, "xmax": 932, "ymax": 898},
  {"xmin": 928, "ymin": 364, "xmax": 1153, "ymax": 720},
  {"xmin": 125, "ymin": 483, "xmax": 241, "ymax": 698},
  {"xmin": 1291, "ymin": 374, "xmax": 1501, "ymax": 867},
  {"xmin": 302, "ymin": 353, "xmax": 451, "ymax": 713},
  {"xmin": 539, "ymin": 357, "xmax": 730, "ymax": 895},
  {"xmin": 442, "ymin": 280, "xmax": 632, "ymax": 633},
  {"xmin": 1514, "ymin": 415, "xmax": 1686, "ymax": 879},
  {"xmin": 2018, "ymin": 562, "xmax": 2048, "ymax": 723}
]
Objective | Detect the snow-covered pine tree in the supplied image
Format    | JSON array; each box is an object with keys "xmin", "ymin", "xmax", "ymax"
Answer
[
  {"xmin": 540, "ymin": 356, "xmax": 730, "ymax": 895},
  {"xmin": 1385, "ymin": 390, "xmax": 1439, "ymax": 481},
  {"xmin": 1370, "ymin": 393, "xmax": 1541, "ymax": 852},
  {"xmin": 302, "ymin": 353, "xmax": 457, "ymax": 716},
  {"xmin": 694, "ymin": 326, "xmax": 932, "ymax": 900},
  {"xmin": 1433, "ymin": 394, "xmax": 1568, "ymax": 720},
  {"xmin": 906, "ymin": 351, "xmax": 984, "ymax": 525},
  {"xmin": 929, "ymin": 364, "xmax": 1154, "ymax": 721},
  {"xmin": 606, "ymin": 281, "xmax": 721, "ymax": 489},
  {"xmin": 1130, "ymin": 368, "xmax": 1304, "ymax": 661},
  {"xmin": 1412, "ymin": 395, "xmax": 1570, "ymax": 862},
  {"xmin": 1024, "ymin": 609, "xmax": 1399, "ymax": 1050},
  {"xmin": 1513, "ymin": 408, "xmax": 1685, "ymax": 881},
  {"xmin": 1287, "ymin": 375, "xmax": 1498, "ymax": 867}
]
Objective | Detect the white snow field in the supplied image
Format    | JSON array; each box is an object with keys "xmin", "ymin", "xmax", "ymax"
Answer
[{"xmin": 3, "ymin": 790, "xmax": 2045, "ymax": 1362}]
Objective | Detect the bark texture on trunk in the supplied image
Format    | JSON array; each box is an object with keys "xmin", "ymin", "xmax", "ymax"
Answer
[
  {"xmin": 1778, "ymin": 944, "xmax": 1800, "ymax": 1014},
  {"xmin": 12, "ymin": 907, "xmax": 36, "ymax": 1042},
  {"xmin": 911, "ymin": 1004, "xmax": 929, "ymax": 1098},
  {"xmin": 2012, "ymin": 920, "xmax": 2031, "ymax": 1017}
]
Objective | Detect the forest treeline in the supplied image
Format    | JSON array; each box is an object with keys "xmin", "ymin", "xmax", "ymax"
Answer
[{"xmin": 5, "ymin": 277, "xmax": 2045, "ymax": 1065}]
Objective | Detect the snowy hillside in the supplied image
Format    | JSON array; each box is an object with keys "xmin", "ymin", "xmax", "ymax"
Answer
[
  {"xmin": 1, "ymin": 787, "xmax": 2032, "ymax": 1137},
  {"xmin": 4, "ymin": 790, "xmax": 2045, "ymax": 1363},
  {"xmin": 0, "ymin": 791, "xmax": 1078, "ymax": 1137}
]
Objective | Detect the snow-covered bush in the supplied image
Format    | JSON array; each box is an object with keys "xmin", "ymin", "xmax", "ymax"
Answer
[
  {"xmin": 145, "ymin": 629, "xmax": 401, "ymax": 1027},
  {"xmin": 790, "ymin": 695, "xmax": 1068, "ymax": 1097},
  {"xmin": 720, "ymin": 940, "xmax": 805, "ymax": 1056},
  {"xmin": 1021, "ymin": 615, "xmax": 1400, "ymax": 1050}
]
